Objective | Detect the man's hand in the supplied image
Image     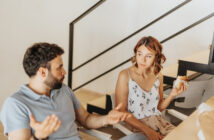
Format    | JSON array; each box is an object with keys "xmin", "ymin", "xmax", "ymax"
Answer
[
  {"xmin": 30, "ymin": 114, "xmax": 61, "ymax": 139},
  {"xmin": 106, "ymin": 103, "xmax": 132, "ymax": 125}
]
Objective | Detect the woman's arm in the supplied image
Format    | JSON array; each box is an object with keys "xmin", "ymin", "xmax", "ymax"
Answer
[
  {"xmin": 115, "ymin": 70, "xmax": 163, "ymax": 140},
  {"xmin": 158, "ymin": 73, "xmax": 187, "ymax": 111}
]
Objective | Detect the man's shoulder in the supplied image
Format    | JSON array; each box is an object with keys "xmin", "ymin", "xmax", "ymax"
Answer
[
  {"xmin": 60, "ymin": 84, "xmax": 78, "ymax": 99},
  {"xmin": 61, "ymin": 83, "xmax": 69, "ymax": 88},
  {"xmin": 2, "ymin": 86, "xmax": 30, "ymax": 109},
  {"xmin": 3, "ymin": 91, "xmax": 26, "ymax": 107},
  {"xmin": 11, "ymin": 89, "xmax": 28, "ymax": 101},
  {"xmin": 60, "ymin": 83, "xmax": 73, "ymax": 93}
]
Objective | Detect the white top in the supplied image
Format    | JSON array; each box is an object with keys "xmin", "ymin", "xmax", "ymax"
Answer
[{"xmin": 127, "ymin": 71, "xmax": 161, "ymax": 119}]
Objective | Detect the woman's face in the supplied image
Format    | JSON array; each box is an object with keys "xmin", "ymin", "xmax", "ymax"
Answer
[{"xmin": 136, "ymin": 45, "xmax": 156, "ymax": 69}]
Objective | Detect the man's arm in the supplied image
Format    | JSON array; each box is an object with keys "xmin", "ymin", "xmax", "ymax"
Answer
[
  {"xmin": 8, "ymin": 129, "xmax": 33, "ymax": 140},
  {"xmin": 75, "ymin": 104, "xmax": 130, "ymax": 129}
]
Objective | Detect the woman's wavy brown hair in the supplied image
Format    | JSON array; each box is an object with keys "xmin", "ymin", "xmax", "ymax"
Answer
[{"xmin": 131, "ymin": 36, "xmax": 166, "ymax": 75}]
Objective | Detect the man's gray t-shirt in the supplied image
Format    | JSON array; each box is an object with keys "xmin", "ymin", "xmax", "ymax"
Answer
[{"xmin": 0, "ymin": 84, "xmax": 81, "ymax": 140}]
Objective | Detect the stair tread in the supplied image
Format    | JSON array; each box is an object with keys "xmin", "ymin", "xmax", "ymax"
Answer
[
  {"xmin": 87, "ymin": 92, "xmax": 115, "ymax": 110},
  {"xmin": 163, "ymin": 49, "xmax": 209, "ymax": 78},
  {"xmin": 180, "ymin": 49, "xmax": 209, "ymax": 64},
  {"xmin": 88, "ymin": 95, "xmax": 106, "ymax": 109},
  {"xmin": 74, "ymin": 89, "xmax": 104, "ymax": 109}
]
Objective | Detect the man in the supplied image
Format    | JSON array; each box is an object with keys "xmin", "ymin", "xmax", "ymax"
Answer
[{"xmin": 0, "ymin": 43, "xmax": 130, "ymax": 140}]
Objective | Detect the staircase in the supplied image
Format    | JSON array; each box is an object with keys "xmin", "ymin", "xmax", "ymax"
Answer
[{"xmin": 69, "ymin": 0, "xmax": 214, "ymax": 113}]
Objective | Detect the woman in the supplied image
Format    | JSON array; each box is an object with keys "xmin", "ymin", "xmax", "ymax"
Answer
[{"xmin": 115, "ymin": 36, "xmax": 187, "ymax": 140}]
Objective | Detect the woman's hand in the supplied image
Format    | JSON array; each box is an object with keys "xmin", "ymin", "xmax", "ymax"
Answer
[
  {"xmin": 171, "ymin": 76, "xmax": 188, "ymax": 97},
  {"xmin": 144, "ymin": 128, "xmax": 164, "ymax": 140},
  {"xmin": 106, "ymin": 103, "xmax": 132, "ymax": 125},
  {"xmin": 170, "ymin": 83, "xmax": 187, "ymax": 97},
  {"xmin": 30, "ymin": 114, "xmax": 61, "ymax": 139}
]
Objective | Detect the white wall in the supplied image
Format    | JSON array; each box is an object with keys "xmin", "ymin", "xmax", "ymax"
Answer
[
  {"xmin": 0, "ymin": 0, "xmax": 213, "ymax": 108},
  {"xmin": 0, "ymin": 0, "xmax": 98, "ymax": 108}
]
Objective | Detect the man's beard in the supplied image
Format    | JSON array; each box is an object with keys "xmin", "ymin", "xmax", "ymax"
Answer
[{"xmin": 44, "ymin": 72, "xmax": 64, "ymax": 90}]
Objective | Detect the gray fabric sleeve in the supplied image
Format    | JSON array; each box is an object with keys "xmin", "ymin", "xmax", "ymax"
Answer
[
  {"xmin": 66, "ymin": 86, "xmax": 81, "ymax": 110},
  {"xmin": 0, "ymin": 97, "xmax": 30, "ymax": 135}
]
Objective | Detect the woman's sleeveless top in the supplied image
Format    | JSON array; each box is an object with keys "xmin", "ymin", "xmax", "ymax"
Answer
[{"xmin": 127, "ymin": 71, "xmax": 161, "ymax": 119}]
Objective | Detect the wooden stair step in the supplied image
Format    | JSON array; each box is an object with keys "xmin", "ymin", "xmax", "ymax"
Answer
[
  {"xmin": 163, "ymin": 49, "xmax": 209, "ymax": 78},
  {"xmin": 180, "ymin": 49, "xmax": 209, "ymax": 64},
  {"xmin": 74, "ymin": 89, "xmax": 104, "ymax": 109},
  {"xmin": 88, "ymin": 95, "xmax": 107, "ymax": 109},
  {"xmin": 88, "ymin": 92, "xmax": 115, "ymax": 110}
]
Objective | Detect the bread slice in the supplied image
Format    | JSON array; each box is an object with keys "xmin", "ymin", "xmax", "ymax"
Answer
[{"xmin": 174, "ymin": 76, "xmax": 188, "ymax": 89}]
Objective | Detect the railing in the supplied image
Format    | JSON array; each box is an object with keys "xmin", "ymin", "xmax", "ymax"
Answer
[
  {"xmin": 68, "ymin": 0, "xmax": 106, "ymax": 88},
  {"xmin": 68, "ymin": 0, "xmax": 214, "ymax": 91}
]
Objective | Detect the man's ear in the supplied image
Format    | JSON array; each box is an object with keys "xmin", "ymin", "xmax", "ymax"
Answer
[{"xmin": 38, "ymin": 67, "xmax": 48, "ymax": 78}]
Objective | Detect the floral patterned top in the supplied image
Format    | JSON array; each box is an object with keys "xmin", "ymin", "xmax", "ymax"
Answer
[{"xmin": 127, "ymin": 71, "xmax": 161, "ymax": 119}]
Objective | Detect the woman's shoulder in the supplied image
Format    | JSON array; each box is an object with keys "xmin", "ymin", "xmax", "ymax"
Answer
[
  {"xmin": 119, "ymin": 67, "xmax": 132, "ymax": 79},
  {"xmin": 157, "ymin": 72, "xmax": 163, "ymax": 77},
  {"xmin": 157, "ymin": 72, "xmax": 163, "ymax": 81}
]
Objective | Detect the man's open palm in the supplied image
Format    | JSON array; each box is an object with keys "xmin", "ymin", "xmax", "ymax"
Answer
[{"xmin": 30, "ymin": 114, "xmax": 61, "ymax": 139}]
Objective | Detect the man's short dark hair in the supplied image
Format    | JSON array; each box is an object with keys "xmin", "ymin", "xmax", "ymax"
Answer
[{"xmin": 23, "ymin": 42, "xmax": 64, "ymax": 77}]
